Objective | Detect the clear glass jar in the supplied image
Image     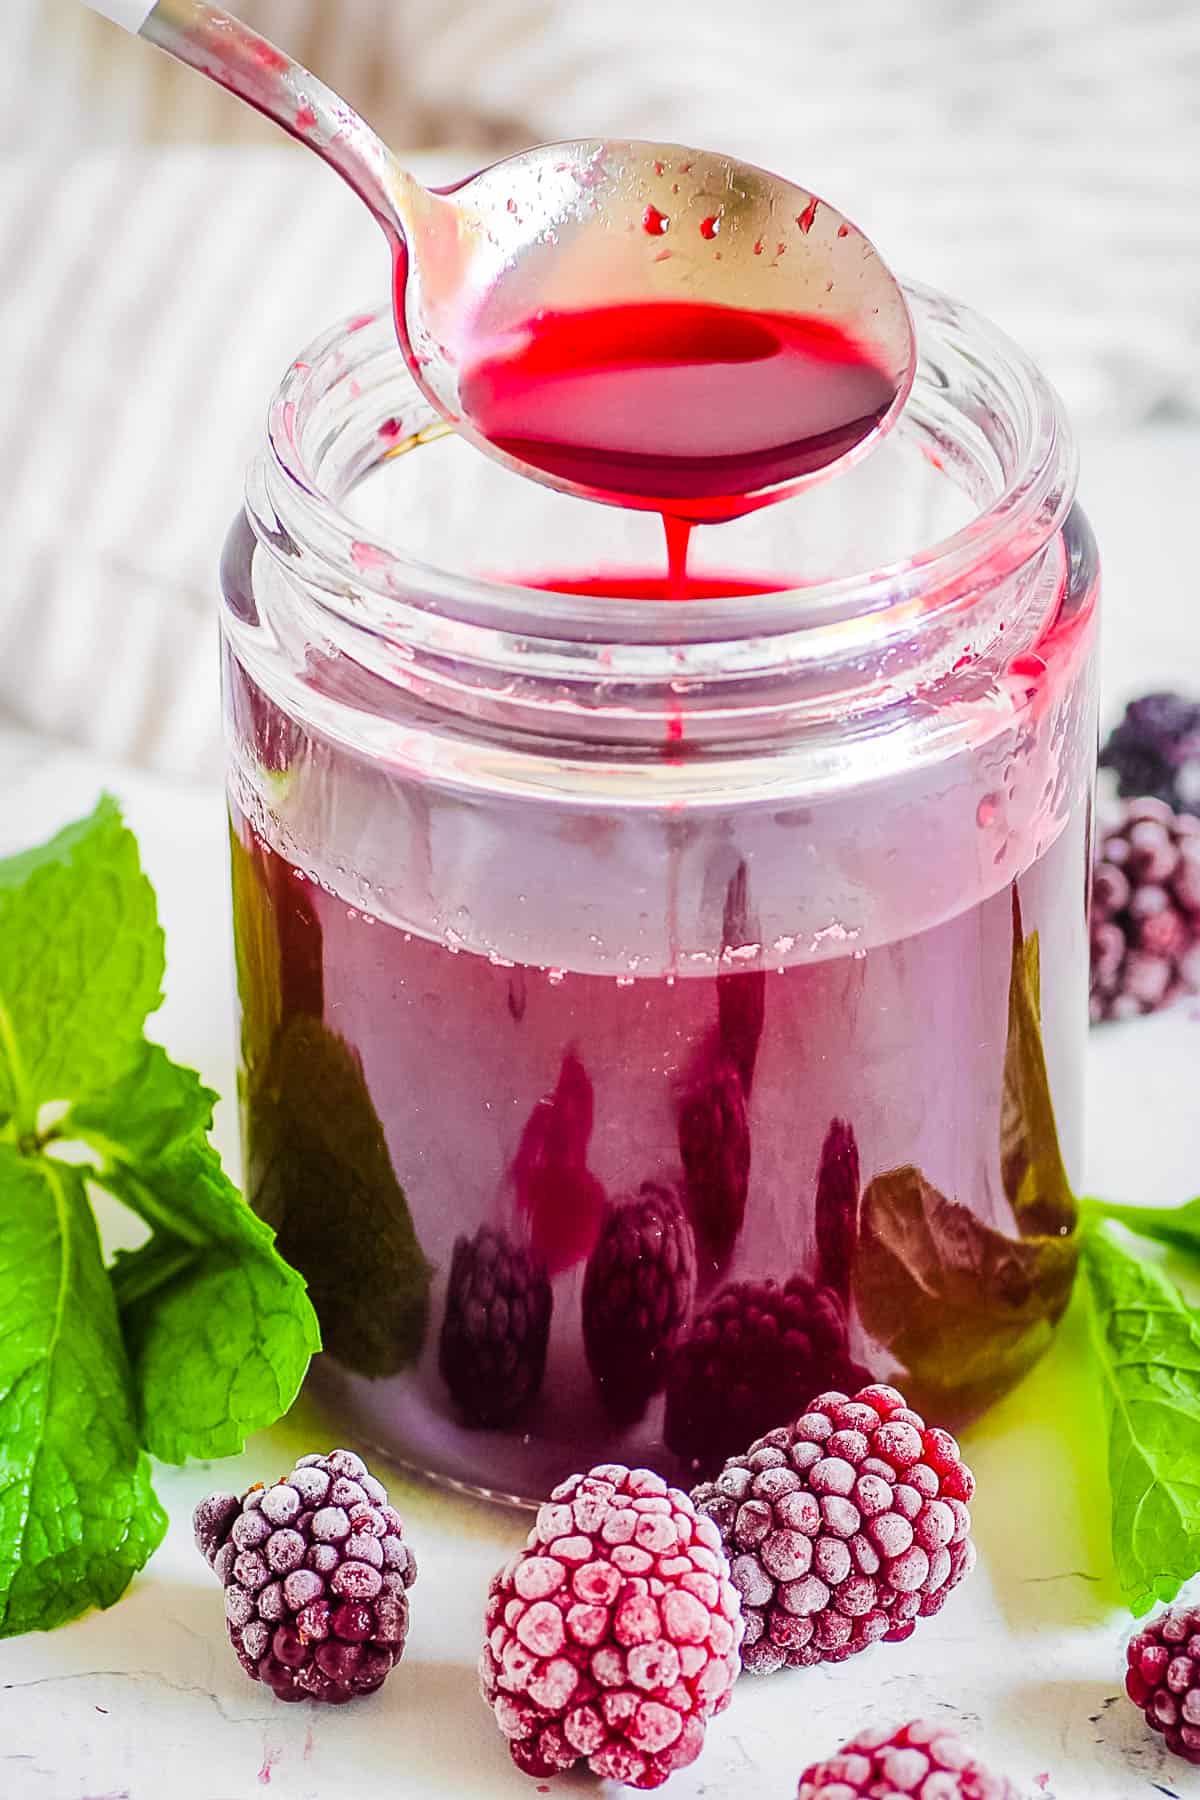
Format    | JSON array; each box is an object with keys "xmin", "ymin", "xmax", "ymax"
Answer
[{"xmin": 221, "ymin": 285, "xmax": 1098, "ymax": 1504}]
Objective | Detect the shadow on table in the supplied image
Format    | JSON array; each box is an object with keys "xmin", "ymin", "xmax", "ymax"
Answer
[{"xmin": 962, "ymin": 1296, "xmax": 1122, "ymax": 1632}]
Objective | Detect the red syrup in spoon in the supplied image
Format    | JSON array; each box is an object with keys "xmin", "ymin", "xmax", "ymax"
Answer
[{"xmin": 453, "ymin": 299, "xmax": 898, "ymax": 518}]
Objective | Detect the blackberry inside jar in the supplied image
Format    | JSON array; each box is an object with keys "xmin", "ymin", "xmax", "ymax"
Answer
[{"xmin": 223, "ymin": 289, "xmax": 1097, "ymax": 1502}]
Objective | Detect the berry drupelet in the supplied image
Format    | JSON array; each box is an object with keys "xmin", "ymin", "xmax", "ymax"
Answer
[
  {"xmin": 194, "ymin": 1449, "xmax": 417, "ymax": 1704},
  {"xmin": 582, "ymin": 1182, "xmax": 697, "ymax": 1423},
  {"xmin": 797, "ymin": 1718, "xmax": 1017, "ymax": 1798},
  {"xmin": 1090, "ymin": 796, "xmax": 1200, "ymax": 1021},
  {"xmin": 439, "ymin": 1224, "xmax": 553, "ymax": 1428},
  {"xmin": 692, "ymin": 1384, "xmax": 974, "ymax": 1674},
  {"xmin": 1126, "ymin": 1603, "xmax": 1200, "ymax": 1763},
  {"xmin": 480, "ymin": 1463, "xmax": 742, "ymax": 1789}
]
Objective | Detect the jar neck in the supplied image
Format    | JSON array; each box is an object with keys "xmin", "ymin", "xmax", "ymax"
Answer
[{"xmin": 238, "ymin": 285, "xmax": 1081, "ymax": 759}]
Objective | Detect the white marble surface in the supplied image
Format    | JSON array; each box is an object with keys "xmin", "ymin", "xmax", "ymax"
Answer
[{"xmin": 0, "ymin": 731, "xmax": 1195, "ymax": 1800}]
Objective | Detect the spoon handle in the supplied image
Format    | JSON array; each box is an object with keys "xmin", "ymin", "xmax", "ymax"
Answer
[{"xmin": 83, "ymin": 0, "xmax": 415, "ymax": 238}]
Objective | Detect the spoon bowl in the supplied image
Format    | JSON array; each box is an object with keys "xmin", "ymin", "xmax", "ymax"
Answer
[
  {"xmin": 408, "ymin": 140, "xmax": 915, "ymax": 517},
  {"xmin": 91, "ymin": 0, "xmax": 915, "ymax": 518}
]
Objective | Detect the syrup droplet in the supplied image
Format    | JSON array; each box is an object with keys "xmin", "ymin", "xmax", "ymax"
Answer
[
  {"xmin": 642, "ymin": 205, "xmax": 670, "ymax": 236},
  {"xmin": 699, "ymin": 215, "xmax": 720, "ymax": 240},
  {"xmin": 837, "ymin": 222, "xmax": 850, "ymax": 239},
  {"xmin": 252, "ymin": 40, "xmax": 289, "ymax": 71},
  {"xmin": 797, "ymin": 197, "xmax": 819, "ymax": 235},
  {"xmin": 1011, "ymin": 653, "xmax": 1047, "ymax": 680},
  {"xmin": 753, "ymin": 237, "xmax": 765, "ymax": 255},
  {"xmin": 293, "ymin": 104, "xmax": 317, "ymax": 132},
  {"xmin": 378, "ymin": 417, "xmax": 404, "ymax": 441},
  {"xmin": 350, "ymin": 540, "xmax": 390, "ymax": 570}
]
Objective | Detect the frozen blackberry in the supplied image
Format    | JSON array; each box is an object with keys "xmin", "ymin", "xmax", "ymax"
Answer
[
  {"xmin": 1090, "ymin": 796, "xmax": 1200, "ymax": 1022},
  {"xmin": 1126, "ymin": 1603, "xmax": 1200, "ymax": 1763},
  {"xmin": 814, "ymin": 1119, "xmax": 861, "ymax": 1305},
  {"xmin": 480, "ymin": 1462, "xmax": 742, "ymax": 1788},
  {"xmin": 663, "ymin": 1275, "xmax": 867, "ymax": 1478},
  {"xmin": 582, "ymin": 1182, "xmax": 697, "ymax": 1423},
  {"xmin": 693, "ymin": 1383, "xmax": 975, "ymax": 1673},
  {"xmin": 195, "ymin": 1448, "xmax": 417, "ymax": 1704},
  {"xmin": 1100, "ymin": 691, "xmax": 1200, "ymax": 816},
  {"xmin": 678, "ymin": 1054, "xmax": 750, "ymax": 1274},
  {"xmin": 798, "ymin": 1718, "xmax": 1016, "ymax": 1798},
  {"xmin": 439, "ymin": 1225, "xmax": 553, "ymax": 1428}
]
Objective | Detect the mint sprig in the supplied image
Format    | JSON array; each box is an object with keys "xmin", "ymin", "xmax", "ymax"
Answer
[{"xmin": 0, "ymin": 799, "xmax": 319, "ymax": 1636}]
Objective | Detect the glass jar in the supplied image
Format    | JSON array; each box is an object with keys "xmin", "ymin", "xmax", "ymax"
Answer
[{"xmin": 221, "ymin": 285, "xmax": 1098, "ymax": 1504}]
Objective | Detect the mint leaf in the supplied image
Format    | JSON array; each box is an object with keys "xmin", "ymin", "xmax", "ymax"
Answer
[
  {"xmin": 854, "ymin": 1164, "xmax": 1077, "ymax": 1417},
  {"xmin": 0, "ymin": 800, "xmax": 321, "ymax": 1634},
  {"xmin": 68, "ymin": 1046, "xmax": 320, "ymax": 1464},
  {"xmin": 0, "ymin": 1145, "xmax": 166, "ymax": 1635},
  {"xmin": 249, "ymin": 1015, "xmax": 430, "ymax": 1377},
  {"xmin": 0, "ymin": 796, "xmax": 162, "ymax": 1132},
  {"xmin": 999, "ymin": 888, "xmax": 1075, "ymax": 1237},
  {"xmin": 1080, "ymin": 1220, "xmax": 1200, "ymax": 1613},
  {"xmin": 1084, "ymin": 1195, "xmax": 1200, "ymax": 1260},
  {"xmin": 66, "ymin": 1040, "xmax": 216, "ymax": 1167}
]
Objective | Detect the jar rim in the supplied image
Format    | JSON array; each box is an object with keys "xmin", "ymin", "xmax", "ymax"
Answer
[{"xmin": 255, "ymin": 282, "xmax": 1077, "ymax": 650}]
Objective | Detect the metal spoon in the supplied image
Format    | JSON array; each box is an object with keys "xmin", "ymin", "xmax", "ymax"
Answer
[{"xmin": 88, "ymin": 0, "xmax": 916, "ymax": 518}]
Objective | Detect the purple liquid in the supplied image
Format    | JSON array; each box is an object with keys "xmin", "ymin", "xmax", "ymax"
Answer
[{"xmin": 232, "ymin": 777, "xmax": 1087, "ymax": 1500}]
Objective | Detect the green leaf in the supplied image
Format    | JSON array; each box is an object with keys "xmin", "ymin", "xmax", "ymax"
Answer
[
  {"xmin": 1080, "ymin": 1220, "xmax": 1200, "ymax": 1613},
  {"xmin": 999, "ymin": 887, "xmax": 1076, "ymax": 1237},
  {"xmin": 229, "ymin": 826, "xmax": 282, "ymax": 1085},
  {"xmin": 65, "ymin": 1040, "xmax": 216, "ymax": 1167},
  {"xmin": 249, "ymin": 1015, "xmax": 431, "ymax": 1377},
  {"xmin": 69, "ymin": 1048, "xmax": 320, "ymax": 1464},
  {"xmin": 1084, "ymin": 1195, "xmax": 1200, "ymax": 1260},
  {"xmin": 0, "ymin": 1146, "xmax": 165, "ymax": 1635},
  {"xmin": 0, "ymin": 797, "xmax": 162, "ymax": 1133},
  {"xmin": 853, "ymin": 1164, "xmax": 1078, "ymax": 1420}
]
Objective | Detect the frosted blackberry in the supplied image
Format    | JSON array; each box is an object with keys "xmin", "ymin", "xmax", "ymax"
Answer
[
  {"xmin": 692, "ymin": 1383, "xmax": 975, "ymax": 1673},
  {"xmin": 677, "ymin": 1054, "xmax": 750, "ymax": 1273},
  {"xmin": 582, "ymin": 1182, "xmax": 697, "ymax": 1423},
  {"xmin": 664, "ymin": 1275, "xmax": 866, "ymax": 1478},
  {"xmin": 798, "ymin": 1718, "xmax": 1017, "ymax": 1798},
  {"xmin": 1090, "ymin": 796, "xmax": 1200, "ymax": 1022},
  {"xmin": 480, "ymin": 1462, "xmax": 742, "ymax": 1789},
  {"xmin": 1126, "ymin": 1603, "xmax": 1200, "ymax": 1763},
  {"xmin": 1100, "ymin": 691, "xmax": 1200, "ymax": 816},
  {"xmin": 195, "ymin": 1448, "xmax": 416, "ymax": 1704},
  {"xmin": 439, "ymin": 1225, "xmax": 553, "ymax": 1428}
]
